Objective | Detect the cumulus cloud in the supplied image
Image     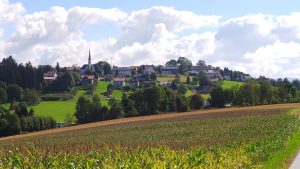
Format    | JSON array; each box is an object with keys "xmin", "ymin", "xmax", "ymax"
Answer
[
  {"xmin": 0, "ymin": 0, "xmax": 24, "ymax": 24},
  {"xmin": 2, "ymin": 0, "xmax": 300, "ymax": 78},
  {"xmin": 117, "ymin": 6, "xmax": 220, "ymax": 47}
]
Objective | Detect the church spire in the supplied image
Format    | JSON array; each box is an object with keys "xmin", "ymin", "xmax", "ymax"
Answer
[{"xmin": 88, "ymin": 49, "xmax": 91, "ymax": 69}]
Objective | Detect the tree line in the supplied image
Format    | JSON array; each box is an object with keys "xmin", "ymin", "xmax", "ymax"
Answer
[
  {"xmin": 210, "ymin": 79, "xmax": 300, "ymax": 108},
  {"xmin": 74, "ymin": 86, "xmax": 204, "ymax": 124},
  {"xmin": 0, "ymin": 102, "xmax": 56, "ymax": 137}
]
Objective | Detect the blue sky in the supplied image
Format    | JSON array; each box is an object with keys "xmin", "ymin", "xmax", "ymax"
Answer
[
  {"xmin": 2, "ymin": 0, "xmax": 300, "ymax": 78},
  {"xmin": 9, "ymin": 0, "xmax": 300, "ymax": 40},
  {"xmin": 11, "ymin": 0, "xmax": 300, "ymax": 16}
]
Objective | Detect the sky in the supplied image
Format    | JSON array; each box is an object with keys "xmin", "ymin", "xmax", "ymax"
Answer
[{"xmin": 1, "ymin": 0, "xmax": 300, "ymax": 78}]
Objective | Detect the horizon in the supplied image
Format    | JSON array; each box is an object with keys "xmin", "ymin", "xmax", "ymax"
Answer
[{"xmin": 1, "ymin": 0, "xmax": 300, "ymax": 78}]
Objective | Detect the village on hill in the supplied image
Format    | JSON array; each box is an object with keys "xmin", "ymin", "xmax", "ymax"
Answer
[{"xmin": 43, "ymin": 50, "xmax": 252, "ymax": 96}]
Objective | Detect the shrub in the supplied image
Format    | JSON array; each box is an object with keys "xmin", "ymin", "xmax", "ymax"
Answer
[
  {"xmin": 190, "ymin": 94, "xmax": 204, "ymax": 110},
  {"xmin": 0, "ymin": 88, "xmax": 7, "ymax": 104},
  {"xmin": 23, "ymin": 89, "xmax": 40, "ymax": 106},
  {"xmin": 0, "ymin": 107, "xmax": 20, "ymax": 137},
  {"xmin": 21, "ymin": 116, "xmax": 56, "ymax": 132}
]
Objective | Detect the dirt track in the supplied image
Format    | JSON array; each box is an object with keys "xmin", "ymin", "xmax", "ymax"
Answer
[{"xmin": 1, "ymin": 103, "xmax": 299, "ymax": 142}]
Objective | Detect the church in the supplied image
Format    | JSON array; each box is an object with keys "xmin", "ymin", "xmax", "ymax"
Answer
[{"xmin": 80, "ymin": 50, "xmax": 98, "ymax": 86}]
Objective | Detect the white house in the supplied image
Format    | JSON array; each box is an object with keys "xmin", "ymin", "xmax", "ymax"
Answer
[{"xmin": 43, "ymin": 71, "xmax": 57, "ymax": 81}]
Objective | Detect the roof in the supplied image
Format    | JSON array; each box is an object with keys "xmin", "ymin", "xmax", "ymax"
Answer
[
  {"xmin": 114, "ymin": 77, "xmax": 126, "ymax": 82},
  {"xmin": 161, "ymin": 67, "xmax": 178, "ymax": 70},
  {"xmin": 112, "ymin": 67, "xmax": 132, "ymax": 71},
  {"xmin": 80, "ymin": 75, "xmax": 95, "ymax": 80},
  {"xmin": 80, "ymin": 64, "xmax": 95, "ymax": 70},
  {"xmin": 43, "ymin": 71, "xmax": 57, "ymax": 77}
]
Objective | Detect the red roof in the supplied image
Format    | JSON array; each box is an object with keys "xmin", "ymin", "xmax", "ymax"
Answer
[
  {"xmin": 80, "ymin": 75, "xmax": 95, "ymax": 80},
  {"xmin": 114, "ymin": 77, "xmax": 126, "ymax": 82}
]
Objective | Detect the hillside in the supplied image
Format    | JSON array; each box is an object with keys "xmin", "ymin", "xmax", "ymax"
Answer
[
  {"xmin": 1, "ymin": 104, "xmax": 300, "ymax": 168},
  {"xmin": 221, "ymin": 80, "xmax": 244, "ymax": 89}
]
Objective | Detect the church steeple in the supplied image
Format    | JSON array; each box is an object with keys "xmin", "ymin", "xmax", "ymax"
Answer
[{"xmin": 88, "ymin": 49, "xmax": 92, "ymax": 69}]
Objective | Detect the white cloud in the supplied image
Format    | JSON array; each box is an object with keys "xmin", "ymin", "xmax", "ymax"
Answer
[
  {"xmin": 243, "ymin": 41, "xmax": 300, "ymax": 78},
  {"xmin": 2, "ymin": 1, "xmax": 300, "ymax": 78},
  {"xmin": 117, "ymin": 6, "xmax": 220, "ymax": 47},
  {"xmin": 0, "ymin": 0, "xmax": 24, "ymax": 24}
]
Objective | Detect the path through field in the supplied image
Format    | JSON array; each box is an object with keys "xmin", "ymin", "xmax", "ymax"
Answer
[
  {"xmin": 290, "ymin": 151, "xmax": 300, "ymax": 169},
  {"xmin": 1, "ymin": 103, "xmax": 299, "ymax": 142}
]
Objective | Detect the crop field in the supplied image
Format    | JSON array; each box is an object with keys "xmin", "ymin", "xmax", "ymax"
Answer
[{"xmin": 1, "ymin": 103, "xmax": 300, "ymax": 168}]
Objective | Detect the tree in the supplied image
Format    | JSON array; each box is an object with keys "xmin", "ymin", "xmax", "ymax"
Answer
[
  {"xmin": 175, "ymin": 74, "xmax": 181, "ymax": 83},
  {"xmin": 15, "ymin": 102, "xmax": 33, "ymax": 117},
  {"xmin": 94, "ymin": 61, "xmax": 112, "ymax": 76},
  {"xmin": 150, "ymin": 72, "xmax": 157, "ymax": 81},
  {"xmin": 0, "ymin": 82, "xmax": 7, "ymax": 89},
  {"xmin": 50, "ymin": 71, "xmax": 75, "ymax": 92},
  {"xmin": 175, "ymin": 95, "xmax": 190, "ymax": 112},
  {"xmin": 198, "ymin": 71, "xmax": 210, "ymax": 87},
  {"xmin": 190, "ymin": 94, "xmax": 204, "ymax": 110},
  {"xmin": 290, "ymin": 86, "xmax": 298, "ymax": 99},
  {"xmin": 23, "ymin": 89, "xmax": 40, "ymax": 106},
  {"xmin": 292, "ymin": 79, "xmax": 300, "ymax": 89},
  {"xmin": 6, "ymin": 84, "xmax": 23, "ymax": 102},
  {"xmin": 64, "ymin": 113, "xmax": 75, "ymax": 125},
  {"xmin": 88, "ymin": 94, "xmax": 104, "ymax": 121},
  {"xmin": 122, "ymin": 94, "xmax": 138, "ymax": 117},
  {"xmin": 186, "ymin": 75, "xmax": 190, "ymax": 84},
  {"xmin": 109, "ymin": 98, "xmax": 124, "ymax": 119},
  {"xmin": 107, "ymin": 84, "xmax": 114, "ymax": 95},
  {"xmin": 56, "ymin": 62, "xmax": 61, "ymax": 72},
  {"xmin": 210, "ymin": 86, "xmax": 225, "ymax": 107},
  {"xmin": 223, "ymin": 88, "xmax": 235, "ymax": 105},
  {"xmin": 165, "ymin": 59, "xmax": 177, "ymax": 67},
  {"xmin": 240, "ymin": 81, "xmax": 260, "ymax": 106},
  {"xmin": 196, "ymin": 60, "xmax": 206, "ymax": 66},
  {"xmin": 177, "ymin": 57, "xmax": 192, "ymax": 74},
  {"xmin": 74, "ymin": 96, "xmax": 90, "ymax": 124},
  {"xmin": 0, "ymin": 107, "xmax": 20, "ymax": 137},
  {"xmin": 177, "ymin": 84, "xmax": 187, "ymax": 95},
  {"xmin": 259, "ymin": 81, "xmax": 273, "ymax": 104},
  {"xmin": 0, "ymin": 88, "xmax": 7, "ymax": 104}
]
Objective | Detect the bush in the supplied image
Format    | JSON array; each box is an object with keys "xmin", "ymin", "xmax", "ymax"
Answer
[
  {"xmin": 0, "ymin": 88, "xmax": 7, "ymax": 104},
  {"xmin": 190, "ymin": 94, "xmax": 204, "ymax": 110},
  {"xmin": 21, "ymin": 116, "xmax": 56, "ymax": 132},
  {"xmin": 15, "ymin": 102, "xmax": 33, "ymax": 117},
  {"xmin": 6, "ymin": 84, "xmax": 23, "ymax": 102},
  {"xmin": 0, "ymin": 107, "xmax": 20, "ymax": 137},
  {"xmin": 23, "ymin": 89, "xmax": 40, "ymax": 106}
]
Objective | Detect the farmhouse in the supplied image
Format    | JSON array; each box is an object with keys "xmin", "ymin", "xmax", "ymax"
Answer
[
  {"xmin": 114, "ymin": 77, "xmax": 126, "ymax": 88},
  {"xmin": 43, "ymin": 71, "xmax": 57, "ymax": 81},
  {"xmin": 161, "ymin": 67, "xmax": 179, "ymax": 74},
  {"xmin": 80, "ymin": 75, "xmax": 96, "ymax": 86}
]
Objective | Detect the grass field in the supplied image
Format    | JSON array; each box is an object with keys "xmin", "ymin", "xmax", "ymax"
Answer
[
  {"xmin": 1, "ymin": 104, "xmax": 300, "ymax": 168},
  {"xmin": 221, "ymin": 80, "xmax": 244, "ymax": 89},
  {"xmin": 31, "ymin": 82, "xmax": 117, "ymax": 122},
  {"xmin": 33, "ymin": 101, "xmax": 76, "ymax": 122}
]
